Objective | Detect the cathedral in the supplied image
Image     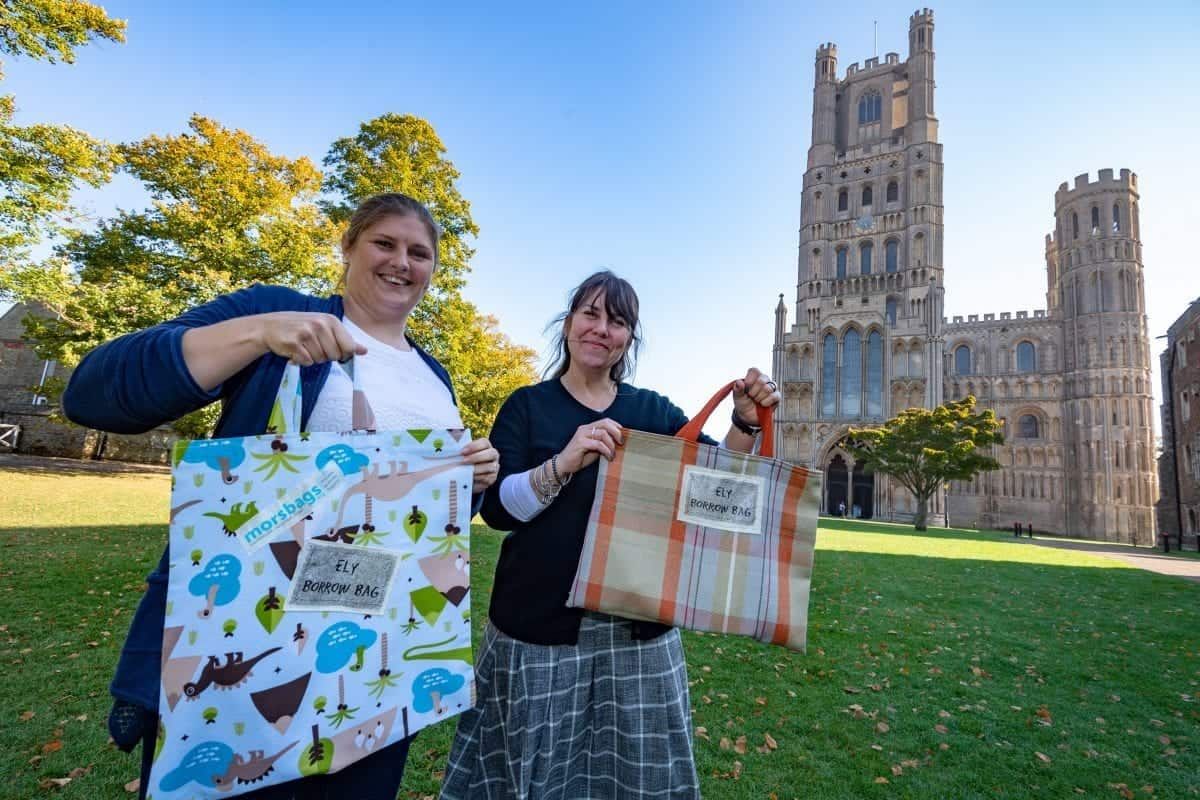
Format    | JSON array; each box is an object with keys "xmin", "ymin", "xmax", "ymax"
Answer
[{"xmin": 770, "ymin": 9, "xmax": 1157, "ymax": 543}]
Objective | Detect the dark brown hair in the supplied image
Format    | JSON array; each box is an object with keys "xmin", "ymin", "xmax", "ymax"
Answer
[
  {"xmin": 341, "ymin": 193, "xmax": 440, "ymax": 265},
  {"xmin": 545, "ymin": 270, "xmax": 642, "ymax": 384}
]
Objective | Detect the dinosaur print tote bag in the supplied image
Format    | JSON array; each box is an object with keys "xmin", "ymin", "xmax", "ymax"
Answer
[{"xmin": 148, "ymin": 362, "xmax": 475, "ymax": 799}]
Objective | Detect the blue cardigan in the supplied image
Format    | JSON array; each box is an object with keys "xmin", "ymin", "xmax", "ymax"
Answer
[{"xmin": 63, "ymin": 283, "xmax": 465, "ymax": 712}]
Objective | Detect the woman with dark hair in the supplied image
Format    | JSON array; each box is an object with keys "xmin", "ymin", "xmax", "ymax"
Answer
[
  {"xmin": 63, "ymin": 193, "xmax": 500, "ymax": 799},
  {"xmin": 440, "ymin": 270, "xmax": 780, "ymax": 799}
]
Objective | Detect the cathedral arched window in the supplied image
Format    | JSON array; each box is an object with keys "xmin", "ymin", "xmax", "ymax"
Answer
[
  {"xmin": 954, "ymin": 345, "xmax": 971, "ymax": 376},
  {"xmin": 841, "ymin": 329, "xmax": 862, "ymax": 417},
  {"xmin": 1016, "ymin": 341, "xmax": 1036, "ymax": 373},
  {"xmin": 1091, "ymin": 206, "xmax": 1101, "ymax": 235},
  {"xmin": 913, "ymin": 232, "xmax": 926, "ymax": 266},
  {"xmin": 885, "ymin": 239, "xmax": 899, "ymax": 273},
  {"xmin": 1072, "ymin": 212, "xmax": 1079, "ymax": 240},
  {"xmin": 866, "ymin": 330, "xmax": 883, "ymax": 417},
  {"xmin": 821, "ymin": 334, "xmax": 837, "ymax": 417},
  {"xmin": 836, "ymin": 247, "xmax": 848, "ymax": 279},
  {"xmin": 862, "ymin": 185, "xmax": 873, "ymax": 207},
  {"xmin": 838, "ymin": 190, "xmax": 848, "ymax": 212},
  {"xmin": 857, "ymin": 91, "xmax": 882, "ymax": 124},
  {"xmin": 885, "ymin": 296, "xmax": 898, "ymax": 327},
  {"xmin": 886, "ymin": 181, "xmax": 898, "ymax": 203},
  {"xmin": 860, "ymin": 241, "xmax": 873, "ymax": 275}
]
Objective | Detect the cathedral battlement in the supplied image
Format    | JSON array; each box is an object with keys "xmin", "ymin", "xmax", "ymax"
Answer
[
  {"xmin": 1055, "ymin": 169, "xmax": 1137, "ymax": 203},
  {"xmin": 946, "ymin": 310, "xmax": 1050, "ymax": 327},
  {"xmin": 910, "ymin": 8, "xmax": 934, "ymax": 24},
  {"xmin": 844, "ymin": 53, "xmax": 901, "ymax": 77}
]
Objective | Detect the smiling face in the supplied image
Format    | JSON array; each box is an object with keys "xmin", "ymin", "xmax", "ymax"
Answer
[
  {"xmin": 342, "ymin": 212, "xmax": 436, "ymax": 324},
  {"xmin": 563, "ymin": 288, "xmax": 633, "ymax": 377}
]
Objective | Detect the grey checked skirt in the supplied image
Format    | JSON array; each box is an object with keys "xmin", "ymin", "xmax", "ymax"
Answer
[{"xmin": 439, "ymin": 613, "xmax": 701, "ymax": 799}]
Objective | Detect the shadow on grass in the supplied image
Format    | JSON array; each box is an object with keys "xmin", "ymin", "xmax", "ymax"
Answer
[
  {"xmin": 685, "ymin": 547, "xmax": 1200, "ymax": 799},
  {"xmin": 4, "ymin": 522, "xmax": 1198, "ymax": 799},
  {"xmin": 0, "ymin": 453, "xmax": 170, "ymax": 478},
  {"xmin": 820, "ymin": 517, "xmax": 1200, "ymax": 569},
  {"xmin": 820, "ymin": 515, "xmax": 1024, "ymax": 545}
]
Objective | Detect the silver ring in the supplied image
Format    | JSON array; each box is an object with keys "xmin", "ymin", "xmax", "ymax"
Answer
[{"xmin": 766, "ymin": 380, "xmax": 778, "ymax": 391}]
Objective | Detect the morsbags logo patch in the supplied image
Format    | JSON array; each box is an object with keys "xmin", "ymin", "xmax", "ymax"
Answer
[
  {"xmin": 239, "ymin": 465, "xmax": 342, "ymax": 551},
  {"xmin": 676, "ymin": 465, "xmax": 766, "ymax": 535}
]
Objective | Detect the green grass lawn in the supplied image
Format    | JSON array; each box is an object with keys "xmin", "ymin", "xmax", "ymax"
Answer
[{"xmin": 2, "ymin": 467, "xmax": 1199, "ymax": 799}]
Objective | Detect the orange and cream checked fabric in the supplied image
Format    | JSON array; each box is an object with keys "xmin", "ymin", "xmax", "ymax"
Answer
[{"xmin": 567, "ymin": 383, "xmax": 821, "ymax": 652}]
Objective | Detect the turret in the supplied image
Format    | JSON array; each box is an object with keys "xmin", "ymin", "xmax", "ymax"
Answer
[
  {"xmin": 906, "ymin": 9, "xmax": 937, "ymax": 143},
  {"xmin": 808, "ymin": 43, "xmax": 838, "ymax": 167}
]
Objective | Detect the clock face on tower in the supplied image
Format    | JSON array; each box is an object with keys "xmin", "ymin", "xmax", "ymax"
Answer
[{"xmin": 855, "ymin": 213, "xmax": 875, "ymax": 233}]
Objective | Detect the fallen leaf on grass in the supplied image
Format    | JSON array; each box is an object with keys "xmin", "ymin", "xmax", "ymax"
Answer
[
  {"xmin": 124, "ymin": 779, "xmax": 140, "ymax": 793},
  {"xmin": 764, "ymin": 733, "xmax": 778, "ymax": 750},
  {"xmin": 19, "ymin": 711, "xmax": 34, "ymax": 721},
  {"xmin": 876, "ymin": 722, "xmax": 890, "ymax": 734},
  {"xmin": 934, "ymin": 724, "xmax": 948, "ymax": 734},
  {"xmin": 734, "ymin": 735, "xmax": 747, "ymax": 754},
  {"xmin": 694, "ymin": 726, "xmax": 709, "ymax": 741},
  {"xmin": 874, "ymin": 777, "xmax": 889, "ymax": 784},
  {"xmin": 1035, "ymin": 751, "xmax": 1052, "ymax": 763},
  {"xmin": 719, "ymin": 737, "xmax": 732, "ymax": 751},
  {"xmin": 41, "ymin": 740, "xmax": 63, "ymax": 754}
]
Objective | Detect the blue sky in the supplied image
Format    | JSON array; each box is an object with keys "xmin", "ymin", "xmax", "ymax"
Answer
[{"xmin": 4, "ymin": 0, "xmax": 1198, "ymax": 437}]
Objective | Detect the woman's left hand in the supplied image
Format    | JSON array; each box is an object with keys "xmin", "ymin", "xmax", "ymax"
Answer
[
  {"xmin": 462, "ymin": 438, "xmax": 501, "ymax": 494},
  {"xmin": 732, "ymin": 367, "xmax": 781, "ymax": 425}
]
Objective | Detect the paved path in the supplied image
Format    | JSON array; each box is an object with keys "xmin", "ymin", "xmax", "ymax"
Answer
[
  {"xmin": 0, "ymin": 452, "xmax": 169, "ymax": 475},
  {"xmin": 1026, "ymin": 536, "xmax": 1200, "ymax": 582}
]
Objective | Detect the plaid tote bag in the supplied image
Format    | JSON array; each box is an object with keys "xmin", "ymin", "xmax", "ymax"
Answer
[
  {"xmin": 567, "ymin": 382, "xmax": 821, "ymax": 652},
  {"xmin": 148, "ymin": 361, "xmax": 475, "ymax": 799}
]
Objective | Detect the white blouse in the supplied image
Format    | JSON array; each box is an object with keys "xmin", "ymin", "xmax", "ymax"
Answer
[{"xmin": 307, "ymin": 317, "xmax": 463, "ymax": 434}]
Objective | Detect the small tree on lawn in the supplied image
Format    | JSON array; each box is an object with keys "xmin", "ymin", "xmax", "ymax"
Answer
[{"xmin": 845, "ymin": 396, "xmax": 1003, "ymax": 531}]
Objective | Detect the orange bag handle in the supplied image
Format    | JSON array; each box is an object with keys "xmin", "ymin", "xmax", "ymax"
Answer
[{"xmin": 675, "ymin": 380, "xmax": 775, "ymax": 459}]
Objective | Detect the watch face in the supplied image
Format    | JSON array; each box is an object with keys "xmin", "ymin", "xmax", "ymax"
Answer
[{"xmin": 856, "ymin": 214, "xmax": 874, "ymax": 232}]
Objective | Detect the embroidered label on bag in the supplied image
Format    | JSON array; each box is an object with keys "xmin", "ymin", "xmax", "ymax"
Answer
[
  {"xmin": 676, "ymin": 465, "xmax": 766, "ymax": 534},
  {"xmin": 286, "ymin": 540, "xmax": 400, "ymax": 614},
  {"xmin": 239, "ymin": 464, "xmax": 343, "ymax": 551}
]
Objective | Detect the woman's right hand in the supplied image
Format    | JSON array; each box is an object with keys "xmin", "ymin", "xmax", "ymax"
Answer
[
  {"xmin": 257, "ymin": 312, "xmax": 367, "ymax": 366},
  {"xmin": 557, "ymin": 418, "xmax": 624, "ymax": 475}
]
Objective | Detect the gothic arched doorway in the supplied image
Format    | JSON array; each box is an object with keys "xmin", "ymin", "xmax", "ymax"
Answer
[
  {"xmin": 826, "ymin": 454, "xmax": 848, "ymax": 515},
  {"xmin": 851, "ymin": 462, "xmax": 875, "ymax": 519},
  {"xmin": 823, "ymin": 452, "xmax": 875, "ymax": 519}
]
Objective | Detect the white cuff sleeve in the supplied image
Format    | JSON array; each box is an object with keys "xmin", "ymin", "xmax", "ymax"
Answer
[{"xmin": 500, "ymin": 470, "xmax": 552, "ymax": 523}]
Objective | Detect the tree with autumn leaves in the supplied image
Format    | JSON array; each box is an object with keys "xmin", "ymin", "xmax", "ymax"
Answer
[
  {"xmin": 845, "ymin": 396, "xmax": 1004, "ymax": 531},
  {"xmin": 0, "ymin": 5, "xmax": 535, "ymax": 438}
]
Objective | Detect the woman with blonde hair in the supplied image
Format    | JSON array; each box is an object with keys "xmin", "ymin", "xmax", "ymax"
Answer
[{"xmin": 65, "ymin": 193, "xmax": 500, "ymax": 799}]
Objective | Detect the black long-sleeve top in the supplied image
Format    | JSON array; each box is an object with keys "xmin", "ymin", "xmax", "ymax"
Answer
[{"xmin": 482, "ymin": 378, "xmax": 717, "ymax": 645}]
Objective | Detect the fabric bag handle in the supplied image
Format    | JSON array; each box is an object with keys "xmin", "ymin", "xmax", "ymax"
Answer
[
  {"xmin": 675, "ymin": 381, "xmax": 775, "ymax": 458},
  {"xmin": 275, "ymin": 357, "xmax": 377, "ymax": 435}
]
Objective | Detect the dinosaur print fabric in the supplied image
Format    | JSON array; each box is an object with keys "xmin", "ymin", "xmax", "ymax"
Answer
[{"xmin": 149, "ymin": 363, "xmax": 475, "ymax": 799}]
